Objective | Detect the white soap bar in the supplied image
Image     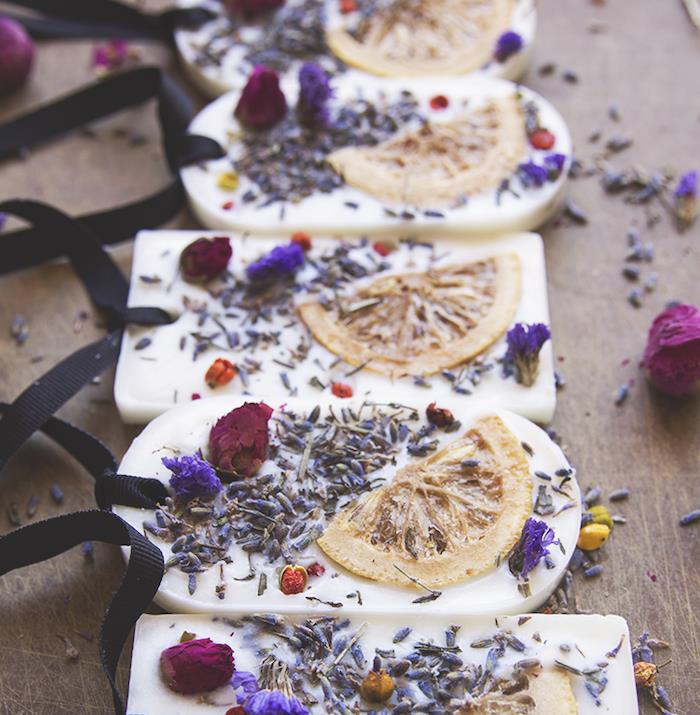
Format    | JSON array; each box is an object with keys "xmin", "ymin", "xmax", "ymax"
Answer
[
  {"xmin": 127, "ymin": 613, "xmax": 638, "ymax": 714},
  {"xmin": 113, "ymin": 396, "xmax": 581, "ymax": 617},
  {"xmin": 175, "ymin": 0, "xmax": 537, "ymax": 98},
  {"xmin": 181, "ymin": 75, "xmax": 571, "ymax": 236},
  {"xmin": 114, "ymin": 231, "xmax": 556, "ymax": 424}
]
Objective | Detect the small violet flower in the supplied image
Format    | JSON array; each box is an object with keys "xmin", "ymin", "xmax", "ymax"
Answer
[
  {"xmin": 160, "ymin": 638, "xmax": 234, "ymax": 695},
  {"xmin": 232, "ymin": 670, "xmax": 260, "ymax": 696},
  {"xmin": 297, "ymin": 62, "xmax": 334, "ymax": 127},
  {"xmin": 162, "ymin": 455, "xmax": 222, "ymax": 501},
  {"xmin": 509, "ymin": 518, "xmax": 559, "ymax": 581},
  {"xmin": 494, "ymin": 31, "xmax": 523, "ymax": 63},
  {"xmin": 180, "ymin": 236, "xmax": 232, "ymax": 283},
  {"xmin": 674, "ymin": 170, "xmax": 698, "ymax": 198},
  {"xmin": 643, "ymin": 303, "xmax": 700, "ymax": 397},
  {"xmin": 244, "ymin": 689, "xmax": 309, "ymax": 715},
  {"xmin": 225, "ymin": 0, "xmax": 285, "ymax": 19},
  {"xmin": 93, "ymin": 39, "xmax": 129, "ymax": 71},
  {"xmin": 517, "ymin": 160, "xmax": 549, "ymax": 188},
  {"xmin": 504, "ymin": 322, "xmax": 551, "ymax": 387},
  {"xmin": 673, "ymin": 170, "xmax": 698, "ymax": 230},
  {"xmin": 246, "ymin": 243, "xmax": 305, "ymax": 283},
  {"xmin": 235, "ymin": 65, "xmax": 287, "ymax": 130},
  {"xmin": 543, "ymin": 153, "xmax": 567, "ymax": 178}
]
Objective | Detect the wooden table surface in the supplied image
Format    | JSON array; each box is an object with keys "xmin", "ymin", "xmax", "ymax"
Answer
[{"xmin": 0, "ymin": 1, "xmax": 698, "ymax": 713}]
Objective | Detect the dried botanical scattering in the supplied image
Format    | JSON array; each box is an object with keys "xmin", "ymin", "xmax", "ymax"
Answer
[
  {"xmin": 127, "ymin": 613, "xmax": 638, "ymax": 714},
  {"xmin": 181, "ymin": 74, "xmax": 571, "ymax": 235},
  {"xmin": 113, "ymin": 396, "xmax": 580, "ymax": 615},
  {"xmin": 115, "ymin": 231, "xmax": 555, "ymax": 424},
  {"xmin": 175, "ymin": 0, "xmax": 537, "ymax": 97}
]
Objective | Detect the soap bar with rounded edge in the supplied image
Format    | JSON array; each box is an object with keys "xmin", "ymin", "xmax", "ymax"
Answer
[
  {"xmin": 114, "ymin": 231, "xmax": 555, "ymax": 424},
  {"xmin": 113, "ymin": 396, "xmax": 581, "ymax": 617},
  {"xmin": 181, "ymin": 74, "xmax": 571, "ymax": 236},
  {"xmin": 175, "ymin": 0, "xmax": 537, "ymax": 98},
  {"xmin": 127, "ymin": 612, "xmax": 638, "ymax": 714}
]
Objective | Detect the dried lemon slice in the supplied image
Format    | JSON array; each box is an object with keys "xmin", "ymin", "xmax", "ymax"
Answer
[
  {"xmin": 327, "ymin": 0, "xmax": 514, "ymax": 77},
  {"xmin": 461, "ymin": 670, "xmax": 578, "ymax": 714},
  {"xmin": 298, "ymin": 254, "xmax": 521, "ymax": 378},
  {"xmin": 317, "ymin": 415, "xmax": 532, "ymax": 588},
  {"xmin": 327, "ymin": 95, "xmax": 525, "ymax": 207}
]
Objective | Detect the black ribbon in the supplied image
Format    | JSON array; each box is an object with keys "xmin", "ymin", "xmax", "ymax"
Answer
[
  {"xmin": 3, "ymin": 0, "xmax": 215, "ymax": 41},
  {"xmin": 0, "ymin": 66, "xmax": 223, "ymax": 274}
]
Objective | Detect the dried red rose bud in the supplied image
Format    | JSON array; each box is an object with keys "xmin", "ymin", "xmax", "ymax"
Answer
[
  {"xmin": 206, "ymin": 358, "xmax": 237, "ymax": 388},
  {"xmin": 340, "ymin": 0, "xmax": 357, "ymax": 12},
  {"xmin": 160, "ymin": 638, "xmax": 234, "ymax": 695},
  {"xmin": 643, "ymin": 303, "xmax": 700, "ymax": 397},
  {"xmin": 426, "ymin": 402, "xmax": 455, "ymax": 427},
  {"xmin": 191, "ymin": 392, "xmax": 201, "ymax": 400},
  {"xmin": 331, "ymin": 382, "xmax": 353, "ymax": 398},
  {"xmin": 306, "ymin": 561, "xmax": 326, "ymax": 577},
  {"xmin": 234, "ymin": 65, "xmax": 287, "ymax": 130},
  {"xmin": 224, "ymin": 0, "xmax": 284, "ymax": 19},
  {"xmin": 429, "ymin": 95, "xmax": 449, "ymax": 111},
  {"xmin": 225, "ymin": 707, "xmax": 246, "ymax": 715},
  {"xmin": 529, "ymin": 129, "xmax": 556, "ymax": 150},
  {"xmin": 209, "ymin": 402, "xmax": 274, "ymax": 478},
  {"xmin": 279, "ymin": 564, "xmax": 308, "ymax": 594},
  {"xmin": 360, "ymin": 669, "xmax": 395, "ymax": 703},
  {"xmin": 372, "ymin": 240, "xmax": 394, "ymax": 257},
  {"xmin": 180, "ymin": 236, "xmax": 232, "ymax": 283},
  {"xmin": 291, "ymin": 231, "xmax": 313, "ymax": 252}
]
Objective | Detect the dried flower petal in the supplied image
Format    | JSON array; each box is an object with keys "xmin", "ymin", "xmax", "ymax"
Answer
[
  {"xmin": 297, "ymin": 62, "xmax": 333, "ymax": 127},
  {"xmin": 643, "ymin": 303, "xmax": 700, "ymax": 396},
  {"xmin": 162, "ymin": 455, "xmax": 222, "ymax": 501},
  {"xmin": 504, "ymin": 322, "xmax": 551, "ymax": 387},
  {"xmin": 160, "ymin": 638, "xmax": 234, "ymax": 695},
  {"xmin": 235, "ymin": 65, "xmax": 287, "ymax": 130},
  {"xmin": 246, "ymin": 243, "xmax": 304, "ymax": 283},
  {"xmin": 331, "ymin": 382, "xmax": 353, "ymax": 398},
  {"xmin": 494, "ymin": 31, "xmax": 523, "ymax": 62},
  {"xmin": 518, "ymin": 160, "xmax": 549, "ymax": 188},
  {"xmin": 209, "ymin": 402, "xmax": 274, "ymax": 477},
  {"xmin": 180, "ymin": 236, "xmax": 232, "ymax": 283},
  {"xmin": 673, "ymin": 170, "xmax": 698, "ymax": 229},
  {"xmin": 508, "ymin": 518, "xmax": 559, "ymax": 580}
]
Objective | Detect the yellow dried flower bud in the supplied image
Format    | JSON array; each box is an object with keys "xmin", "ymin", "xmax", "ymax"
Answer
[
  {"xmin": 360, "ymin": 669, "xmax": 395, "ymax": 703},
  {"xmin": 577, "ymin": 523, "xmax": 610, "ymax": 551},
  {"xmin": 634, "ymin": 661, "xmax": 657, "ymax": 688},
  {"xmin": 217, "ymin": 171, "xmax": 240, "ymax": 191},
  {"xmin": 588, "ymin": 505, "xmax": 614, "ymax": 529}
]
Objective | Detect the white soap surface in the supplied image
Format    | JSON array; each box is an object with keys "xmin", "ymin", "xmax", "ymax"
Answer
[
  {"xmin": 113, "ymin": 396, "xmax": 581, "ymax": 617},
  {"xmin": 127, "ymin": 612, "xmax": 638, "ymax": 714},
  {"xmin": 114, "ymin": 231, "xmax": 556, "ymax": 425},
  {"xmin": 175, "ymin": 0, "xmax": 537, "ymax": 98},
  {"xmin": 181, "ymin": 75, "xmax": 571, "ymax": 236}
]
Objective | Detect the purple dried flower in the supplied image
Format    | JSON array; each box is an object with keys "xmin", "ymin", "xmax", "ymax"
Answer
[
  {"xmin": 244, "ymin": 690, "xmax": 309, "ymax": 715},
  {"xmin": 233, "ymin": 670, "xmax": 260, "ymax": 696},
  {"xmin": 509, "ymin": 518, "xmax": 559, "ymax": 580},
  {"xmin": 674, "ymin": 170, "xmax": 698, "ymax": 198},
  {"xmin": 518, "ymin": 160, "xmax": 549, "ymax": 188},
  {"xmin": 504, "ymin": 322, "xmax": 551, "ymax": 387},
  {"xmin": 93, "ymin": 39, "xmax": 128, "ymax": 70},
  {"xmin": 246, "ymin": 243, "xmax": 304, "ymax": 283},
  {"xmin": 235, "ymin": 65, "xmax": 287, "ymax": 130},
  {"xmin": 673, "ymin": 171, "xmax": 699, "ymax": 230},
  {"xmin": 494, "ymin": 31, "xmax": 523, "ymax": 63},
  {"xmin": 162, "ymin": 455, "xmax": 222, "ymax": 501},
  {"xmin": 544, "ymin": 153, "xmax": 567, "ymax": 178},
  {"xmin": 297, "ymin": 62, "xmax": 334, "ymax": 127}
]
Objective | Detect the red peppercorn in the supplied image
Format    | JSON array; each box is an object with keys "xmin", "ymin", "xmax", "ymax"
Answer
[
  {"xmin": 426, "ymin": 402, "xmax": 455, "ymax": 428},
  {"xmin": 205, "ymin": 358, "xmax": 237, "ymax": 388},
  {"xmin": 291, "ymin": 231, "xmax": 313, "ymax": 252},
  {"xmin": 331, "ymin": 382, "xmax": 353, "ymax": 398},
  {"xmin": 191, "ymin": 393, "xmax": 201, "ymax": 401},
  {"xmin": 372, "ymin": 241, "xmax": 393, "ymax": 257},
  {"xmin": 306, "ymin": 562, "xmax": 326, "ymax": 577},
  {"xmin": 529, "ymin": 129, "xmax": 555, "ymax": 150},
  {"xmin": 429, "ymin": 95, "xmax": 449, "ymax": 111},
  {"xmin": 279, "ymin": 564, "xmax": 307, "ymax": 594},
  {"xmin": 221, "ymin": 200, "xmax": 234, "ymax": 210},
  {"xmin": 340, "ymin": 0, "xmax": 357, "ymax": 13}
]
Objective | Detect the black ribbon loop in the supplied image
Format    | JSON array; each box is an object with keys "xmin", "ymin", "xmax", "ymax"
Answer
[
  {"xmin": 0, "ymin": 510, "xmax": 165, "ymax": 715},
  {"xmin": 95, "ymin": 471, "xmax": 170, "ymax": 511},
  {"xmin": 0, "ymin": 66, "xmax": 224, "ymax": 275},
  {"xmin": 3, "ymin": 0, "xmax": 215, "ymax": 41}
]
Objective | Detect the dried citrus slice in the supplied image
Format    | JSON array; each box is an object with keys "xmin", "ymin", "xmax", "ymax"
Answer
[
  {"xmin": 298, "ymin": 254, "xmax": 521, "ymax": 378},
  {"xmin": 327, "ymin": 0, "xmax": 514, "ymax": 77},
  {"xmin": 317, "ymin": 415, "xmax": 532, "ymax": 588},
  {"xmin": 461, "ymin": 670, "xmax": 578, "ymax": 714},
  {"xmin": 327, "ymin": 95, "xmax": 525, "ymax": 207}
]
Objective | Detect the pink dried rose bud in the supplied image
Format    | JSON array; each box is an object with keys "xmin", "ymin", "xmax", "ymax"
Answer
[
  {"xmin": 160, "ymin": 637, "xmax": 235, "ymax": 695},
  {"xmin": 209, "ymin": 401, "xmax": 274, "ymax": 478},
  {"xmin": 180, "ymin": 236, "xmax": 232, "ymax": 283},
  {"xmin": 225, "ymin": 0, "xmax": 284, "ymax": 19},
  {"xmin": 234, "ymin": 65, "xmax": 287, "ymax": 130},
  {"xmin": 643, "ymin": 303, "xmax": 700, "ymax": 397}
]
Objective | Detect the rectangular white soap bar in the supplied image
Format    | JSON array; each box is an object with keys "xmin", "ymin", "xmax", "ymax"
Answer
[
  {"xmin": 115, "ymin": 231, "xmax": 556, "ymax": 424},
  {"xmin": 127, "ymin": 613, "xmax": 638, "ymax": 714}
]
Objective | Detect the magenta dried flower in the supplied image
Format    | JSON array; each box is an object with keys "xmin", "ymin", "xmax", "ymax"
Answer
[
  {"xmin": 508, "ymin": 518, "xmax": 559, "ymax": 580},
  {"xmin": 235, "ymin": 65, "xmax": 287, "ymax": 130},
  {"xmin": 93, "ymin": 39, "xmax": 129, "ymax": 71},
  {"xmin": 180, "ymin": 236, "xmax": 232, "ymax": 283},
  {"xmin": 246, "ymin": 243, "xmax": 304, "ymax": 283},
  {"xmin": 209, "ymin": 402, "xmax": 274, "ymax": 477},
  {"xmin": 504, "ymin": 322, "xmax": 551, "ymax": 387},
  {"xmin": 297, "ymin": 62, "xmax": 334, "ymax": 127},
  {"xmin": 0, "ymin": 18, "xmax": 34, "ymax": 95},
  {"xmin": 225, "ymin": 0, "xmax": 285, "ymax": 19},
  {"xmin": 494, "ymin": 31, "xmax": 523, "ymax": 63},
  {"xmin": 643, "ymin": 303, "xmax": 700, "ymax": 397},
  {"xmin": 162, "ymin": 455, "xmax": 222, "ymax": 501},
  {"xmin": 160, "ymin": 637, "xmax": 234, "ymax": 695}
]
